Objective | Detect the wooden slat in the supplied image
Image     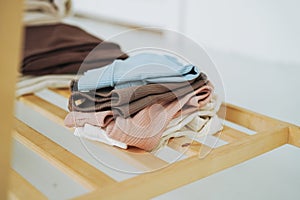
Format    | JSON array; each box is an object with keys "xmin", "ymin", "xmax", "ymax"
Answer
[
  {"xmin": 73, "ymin": 125, "xmax": 289, "ymax": 200},
  {"xmin": 288, "ymin": 125, "xmax": 300, "ymax": 148},
  {"xmin": 214, "ymin": 125, "xmax": 249, "ymax": 143},
  {"xmin": 18, "ymin": 95, "xmax": 168, "ymax": 171},
  {"xmin": 18, "ymin": 95, "xmax": 68, "ymax": 126},
  {"xmin": 0, "ymin": 1, "xmax": 23, "ymax": 199},
  {"xmin": 166, "ymin": 126, "xmax": 249, "ymax": 158},
  {"xmin": 14, "ymin": 119, "xmax": 116, "ymax": 190},
  {"xmin": 167, "ymin": 136, "xmax": 216, "ymax": 157},
  {"xmin": 167, "ymin": 137, "xmax": 198, "ymax": 156},
  {"xmin": 8, "ymin": 169, "xmax": 47, "ymax": 200},
  {"xmin": 89, "ymin": 141, "xmax": 168, "ymax": 171},
  {"xmin": 219, "ymin": 103, "xmax": 287, "ymax": 132},
  {"xmin": 49, "ymin": 88, "xmax": 70, "ymax": 98}
]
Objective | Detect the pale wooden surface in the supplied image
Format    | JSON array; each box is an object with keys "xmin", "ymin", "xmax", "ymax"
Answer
[
  {"xmin": 219, "ymin": 103, "xmax": 287, "ymax": 131},
  {"xmin": 288, "ymin": 126, "xmax": 300, "ymax": 148},
  {"xmin": 0, "ymin": 1, "xmax": 23, "ymax": 199},
  {"xmin": 13, "ymin": 119, "xmax": 116, "ymax": 190},
  {"xmin": 214, "ymin": 125, "xmax": 250, "ymax": 143}
]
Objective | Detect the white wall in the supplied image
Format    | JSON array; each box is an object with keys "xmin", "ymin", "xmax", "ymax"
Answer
[
  {"xmin": 72, "ymin": 0, "xmax": 182, "ymax": 30},
  {"xmin": 184, "ymin": 0, "xmax": 300, "ymax": 64},
  {"xmin": 72, "ymin": 0, "xmax": 300, "ymax": 64}
]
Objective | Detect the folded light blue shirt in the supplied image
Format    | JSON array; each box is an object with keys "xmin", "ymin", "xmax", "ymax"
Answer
[{"xmin": 78, "ymin": 53, "xmax": 200, "ymax": 91}]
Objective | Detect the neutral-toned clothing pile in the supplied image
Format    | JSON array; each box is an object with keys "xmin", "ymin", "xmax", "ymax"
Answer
[
  {"xmin": 17, "ymin": 0, "xmax": 128, "ymax": 96},
  {"xmin": 64, "ymin": 53, "xmax": 223, "ymax": 151},
  {"xmin": 18, "ymin": 23, "xmax": 128, "ymax": 96},
  {"xmin": 18, "ymin": 0, "xmax": 71, "ymax": 96}
]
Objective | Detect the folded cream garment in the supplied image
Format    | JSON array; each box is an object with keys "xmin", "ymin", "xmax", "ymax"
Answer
[
  {"xmin": 161, "ymin": 94, "xmax": 220, "ymax": 137},
  {"xmin": 159, "ymin": 93, "xmax": 223, "ymax": 151},
  {"xmin": 154, "ymin": 115, "xmax": 223, "ymax": 152},
  {"xmin": 74, "ymin": 124, "xmax": 127, "ymax": 149},
  {"xmin": 24, "ymin": 0, "xmax": 72, "ymax": 25},
  {"xmin": 16, "ymin": 75, "xmax": 78, "ymax": 97}
]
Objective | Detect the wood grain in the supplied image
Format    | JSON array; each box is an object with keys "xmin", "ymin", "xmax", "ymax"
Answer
[
  {"xmin": 14, "ymin": 119, "xmax": 116, "ymax": 190},
  {"xmin": 0, "ymin": 1, "xmax": 23, "ymax": 199},
  {"xmin": 214, "ymin": 125, "xmax": 250, "ymax": 143},
  {"xmin": 288, "ymin": 125, "xmax": 300, "ymax": 148},
  {"xmin": 220, "ymin": 103, "xmax": 286, "ymax": 132}
]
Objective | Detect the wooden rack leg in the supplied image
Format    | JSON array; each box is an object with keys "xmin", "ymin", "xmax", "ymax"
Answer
[
  {"xmin": 288, "ymin": 126, "xmax": 300, "ymax": 148},
  {"xmin": 0, "ymin": 1, "xmax": 23, "ymax": 199}
]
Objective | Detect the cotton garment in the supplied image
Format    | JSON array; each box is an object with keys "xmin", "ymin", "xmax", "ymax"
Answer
[
  {"xmin": 68, "ymin": 73, "xmax": 208, "ymax": 118},
  {"xmin": 22, "ymin": 23, "xmax": 128, "ymax": 75},
  {"xmin": 64, "ymin": 83, "xmax": 213, "ymax": 128},
  {"xmin": 105, "ymin": 85, "xmax": 213, "ymax": 151},
  {"xmin": 74, "ymin": 124, "xmax": 127, "ymax": 149},
  {"xmin": 154, "ymin": 115, "xmax": 223, "ymax": 152},
  {"xmin": 73, "ymin": 114, "xmax": 222, "ymax": 152},
  {"xmin": 16, "ymin": 74, "xmax": 78, "ymax": 96},
  {"xmin": 161, "ymin": 94, "xmax": 220, "ymax": 137},
  {"xmin": 154, "ymin": 94, "xmax": 223, "ymax": 151},
  {"xmin": 24, "ymin": 0, "xmax": 72, "ymax": 25},
  {"xmin": 77, "ymin": 53, "xmax": 200, "ymax": 91}
]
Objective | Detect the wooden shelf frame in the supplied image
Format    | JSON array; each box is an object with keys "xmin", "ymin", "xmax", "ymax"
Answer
[
  {"xmin": 1, "ymin": 1, "xmax": 299, "ymax": 199},
  {"xmin": 0, "ymin": 1, "xmax": 23, "ymax": 200},
  {"xmin": 8, "ymin": 89, "xmax": 300, "ymax": 199}
]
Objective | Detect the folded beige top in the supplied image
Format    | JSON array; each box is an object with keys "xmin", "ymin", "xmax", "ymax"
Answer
[{"xmin": 23, "ymin": 0, "xmax": 72, "ymax": 25}]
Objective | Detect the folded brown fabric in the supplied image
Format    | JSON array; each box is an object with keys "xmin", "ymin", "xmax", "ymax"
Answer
[
  {"xmin": 68, "ymin": 73, "xmax": 208, "ymax": 118},
  {"xmin": 22, "ymin": 23, "xmax": 128, "ymax": 75}
]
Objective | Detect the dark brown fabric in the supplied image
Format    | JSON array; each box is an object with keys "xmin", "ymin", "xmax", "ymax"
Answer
[
  {"xmin": 68, "ymin": 73, "xmax": 208, "ymax": 118},
  {"xmin": 22, "ymin": 23, "xmax": 128, "ymax": 75}
]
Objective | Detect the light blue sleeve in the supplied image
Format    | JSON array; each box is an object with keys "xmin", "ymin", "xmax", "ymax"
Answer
[{"xmin": 78, "ymin": 53, "xmax": 200, "ymax": 91}]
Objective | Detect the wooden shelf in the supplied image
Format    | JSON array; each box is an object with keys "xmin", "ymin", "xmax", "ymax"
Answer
[
  {"xmin": 11, "ymin": 89, "xmax": 300, "ymax": 199},
  {"xmin": 1, "ymin": 1, "xmax": 299, "ymax": 198}
]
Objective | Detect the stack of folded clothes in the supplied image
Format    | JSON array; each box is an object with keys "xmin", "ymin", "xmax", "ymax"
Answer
[
  {"xmin": 17, "ymin": 0, "xmax": 128, "ymax": 96},
  {"xmin": 18, "ymin": 23, "xmax": 128, "ymax": 96},
  {"xmin": 64, "ymin": 53, "xmax": 223, "ymax": 152}
]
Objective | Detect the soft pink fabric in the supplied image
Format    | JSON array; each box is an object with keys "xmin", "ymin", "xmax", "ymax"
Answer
[
  {"xmin": 105, "ymin": 85, "xmax": 213, "ymax": 151},
  {"xmin": 64, "ymin": 110, "xmax": 114, "ymax": 128}
]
